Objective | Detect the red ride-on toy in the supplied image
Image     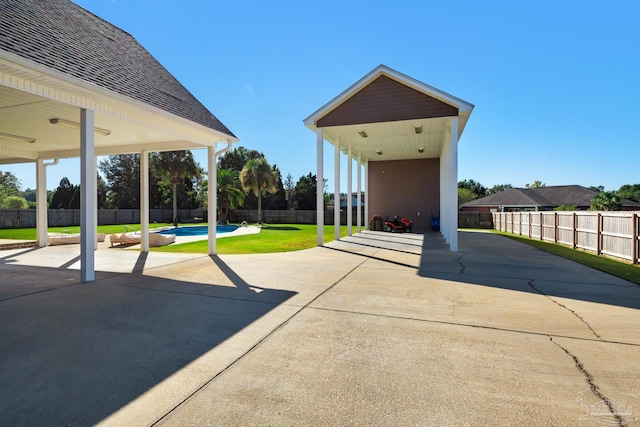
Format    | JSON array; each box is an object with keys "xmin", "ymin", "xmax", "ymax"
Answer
[{"xmin": 384, "ymin": 216, "xmax": 413, "ymax": 233}]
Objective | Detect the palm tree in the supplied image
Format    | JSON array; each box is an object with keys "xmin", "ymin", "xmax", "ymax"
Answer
[
  {"xmin": 239, "ymin": 158, "xmax": 279, "ymax": 223},
  {"xmin": 151, "ymin": 150, "xmax": 199, "ymax": 227},
  {"xmin": 217, "ymin": 168, "xmax": 245, "ymax": 223},
  {"xmin": 591, "ymin": 191, "xmax": 621, "ymax": 211}
]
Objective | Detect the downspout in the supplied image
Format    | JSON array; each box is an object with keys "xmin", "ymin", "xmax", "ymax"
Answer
[
  {"xmin": 45, "ymin": 159, "xmax": 60, "ymax": 168},
  {"xmin": 208, "ymin": 140, "xmax": 234, "ymax": 256},
  {"xmin": 216, "ymin": 139, "xmax": 233, "ymax": 157}
]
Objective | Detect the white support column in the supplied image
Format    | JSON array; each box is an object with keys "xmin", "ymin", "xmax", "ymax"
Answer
[
  {"xmin": 140, "ymin": 151, "xmax": 150, "ymax": 252},
  {"xmin": 440, "ymin": 139, "xmax": 448, "ymax": 242},
  {"xmin": 208, "ymin": 145, "xmax": 217, "ymax": 255},
  {"xmin": 36, "ymin": 159, "xmax": 47, "ymax": 247},
  {"xmin": 316, "ymin": 129, "xmax": 324, "ymax": 246},
  {"xmin": 93, "ymin": 155, "xmax": 98, "ymax": 250},
  {"xmin": 364, "ymin": 160, "xmax": 369, "ymax": 229},
  {"xmin": 449, "ymin": 117, "xmax": 459, "ymax": 251},
  {"xmin": 79, "ymin": 109, "xmax": 95, "ymax": 282},
  {"xmin": 334, "ymin": 139, "xmax": 341, "ymax": 241},
  {"xmin": 356, "ymin": 154, "xmax": 362, "ymax": 233},
  {"xmin": 347, "ymin": 145, "xmax": 353, "ymax": 236}
]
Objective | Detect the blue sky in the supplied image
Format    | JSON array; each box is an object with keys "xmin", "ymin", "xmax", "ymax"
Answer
[{"xmin": 4, "ymin": 0, "xmax": 639, "ymax": 192}]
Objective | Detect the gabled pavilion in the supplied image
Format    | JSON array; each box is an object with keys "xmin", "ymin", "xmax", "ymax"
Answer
[
  {"xmin": 304, "ymin": 65, "xmax": 473, "ymax": 251},
  {"xmin": 0, "ymin": 0, "xmax": 237, "ymax": 281}
]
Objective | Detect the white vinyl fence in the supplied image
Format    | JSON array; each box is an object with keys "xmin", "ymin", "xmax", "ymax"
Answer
[{"xmin": 492, "ymin": 211, "xmax": 640, "ymax": 264}]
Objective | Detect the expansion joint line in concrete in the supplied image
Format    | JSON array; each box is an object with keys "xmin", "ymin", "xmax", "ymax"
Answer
[
  {"xmin": 549, "ymin": 337, "xmax": 627, "ymax": 427},
  {"xmin": 528, "ymin": 280, "xmax": 602, "ymax": 340},
  {"xmin": 150, "ymin": 256, "xmax": 370, "ymax": 426}
]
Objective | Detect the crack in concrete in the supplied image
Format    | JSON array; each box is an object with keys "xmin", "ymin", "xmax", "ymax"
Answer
[
  {"xmin": 454, "ymin": 253, "xmax": 467, "ymax": 274},
  {"xmin": 550, "ymin": 337, "xmax": 627, "ymax": 426},
  {"xmin": 527, "ymin": 279, "xmax": 602, "ymax": 340}
]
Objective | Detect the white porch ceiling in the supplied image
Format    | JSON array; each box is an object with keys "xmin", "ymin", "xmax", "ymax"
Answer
[
  {"xmin": 320, "ymin": 116, "xmax": 453, "ymax": 161},
  {"xmin": 0, "ymin": 55, "xmax": 237, "ymax": 165}
]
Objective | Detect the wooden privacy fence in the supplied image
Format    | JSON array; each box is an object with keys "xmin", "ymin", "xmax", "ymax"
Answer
[{"xmin": 493, "ymin": 211, "xmax": 640, "ymax": 264}]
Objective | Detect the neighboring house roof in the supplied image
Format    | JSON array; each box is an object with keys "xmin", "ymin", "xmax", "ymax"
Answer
[
  {"xmin": 462, "ymin": 185, "xmax": 640, "ymax": 209},
  {"xmin": 0, "ymin": 0, "xmax": 235, "ymax": 138}
]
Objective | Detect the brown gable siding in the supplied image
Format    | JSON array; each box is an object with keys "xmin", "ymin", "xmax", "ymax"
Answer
[
  {"xmin": 369, "ymin": 159, "xmax": 440, "ymax": 232},
  {"xmin": 317, "ymin": 75, "xmax": 458, "ymax": 128}
]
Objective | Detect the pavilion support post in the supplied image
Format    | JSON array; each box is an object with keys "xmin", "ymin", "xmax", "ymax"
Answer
[
  {"xmin": 356, "ymin": 154, "xmax": 362, "ymax": 233},
  {"xmin": 79, "ymin": 109, "xmax": 96, "ymax": 282},
  {"xmin": 449, "ymin": 117, "xmax": 459, "ymax": 251},
  {"xmin": 208, "ymin": 145, "xmax": 217, "ymax": 255},
  {"xmin": 364, "ymin": 160, "xmax": 369, "ymax": 229},
  {"xmin": 347, "ymin": 145, "xmax": 353, "ymax": 236},
  {"xmin": 140, "ymin": 151, "xmax": 150, "ymax": 252},
  {"xmin": 316, "ymin": 128, "xmax": 324, "ymax": 246},
  {"xmin": 334, "ymin": 138, "xmax": 340, "ymax": 241},
  {"xmin": 36, "ymin": 159, "xmax": 47, "ymax": 247},
  {"xmin": 440, "ymin": 116, "xmax": 458, "ymax": 251}
]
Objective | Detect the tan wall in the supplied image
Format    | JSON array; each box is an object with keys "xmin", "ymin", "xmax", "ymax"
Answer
[{"xmin": 369, "ymin": 159, "xmax": 440, "ymax": 232}]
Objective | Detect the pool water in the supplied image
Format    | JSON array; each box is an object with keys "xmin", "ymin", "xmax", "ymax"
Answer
[{"xmin": 158, "ymin": 225, "xmax": 239, "ymax": 237}]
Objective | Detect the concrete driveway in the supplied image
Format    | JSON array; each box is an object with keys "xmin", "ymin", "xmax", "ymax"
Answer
[{"xmin": 0, "ymin": 230, "xmax": 638, "ymax": 426}]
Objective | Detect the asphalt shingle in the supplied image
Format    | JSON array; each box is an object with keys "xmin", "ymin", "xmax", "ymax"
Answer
[{"xmin": 0, "ymin": 0, "xmax": 235, "ymax": 138}]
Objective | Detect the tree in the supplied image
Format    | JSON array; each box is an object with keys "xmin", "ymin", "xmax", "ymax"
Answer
[
  {"xmin": 0, "ymin": 171, "xmax": 21, "ymax": 196},
  {"xmin": 617, "ymin": 184, "xmax": 640, "ymax": 203},
  {"xmin": 97, "ymin": 174, "xmax": 108, "ymax": 209},
  {"xmin": 216, "ymin": 168, "xmax": 245, "ymax": 223},
  {"xmin": 590, "ymin": 191, "xmax": 621, "ymax": 211},
  {"xmin": 458, "ymin": 179, "xmax": 487, "ymax": 198},
  {"xmin": 219, "ymin": 146, "xmax": 264, "ymax": 172},
  {"xmin": 1, "ymin": 195, "xmax": 29, "ymax": 209},
  {"xmin": 239, "ymin": 158, "xmax": 279, "ymax": 223},
  {"xmin": 151, "ymin": 150, "xmax": 200, "ymax": 227},
  {"xmin": 458, "ymin": 188, "xmax": 477, "ymax": 209},
  {"xmin": 284, "ymin": 173, "xmax": 295, "ymax": 210},
  {"xmin": 589, "ymin": 185, "xmax": 605, "ymax": 192},
  {"xmin": 525, "ymin": 180, "xmax": 546, "ymax": 188},
  {"xmin": 554, "ymin": 205, "xmax": 577, "ymax": 211},
  {"xmin": 0, "ymin": 170, "xmax": 21, "ymax": 205},
  {"xmin": 293, "ymin": 173, "xmax": 318, "ymax": 210},
  {"xmin": 99, "ymin": 154, "xmax": 140, "ymax": 209},
  {"xmin": 262, "ymin": 165, "xmax": 286, "ymax": 210},
  {"xmin": 487, "ymin": 184, "xmax": 513, "ymax": 195},
  {"xmin": 49, "ymin": 177, "xmax": 77, "ymax": 209}
]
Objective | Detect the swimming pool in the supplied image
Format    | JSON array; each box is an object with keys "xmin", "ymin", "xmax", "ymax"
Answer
[{"xmin": 158, "ymin": 225, "xmax": 239, "ymax": 237}]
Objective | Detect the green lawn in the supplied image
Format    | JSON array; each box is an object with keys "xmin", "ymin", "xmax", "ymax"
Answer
[
  {"xmin": 0, "ymin": 223, "xmax": 173, "ymax": 240},
  {"xmin": 492, "ymin": 230, "xmax": 640, "ymax": 285},
  {"xmin": 0, "ymin": 223, "xmax": 348, "ymax": 255},
  {"xmin": 153, "ymin": 224, "xmax": 348, "ymax": 254}
]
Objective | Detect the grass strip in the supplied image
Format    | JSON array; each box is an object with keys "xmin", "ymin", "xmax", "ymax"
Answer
[
  {"xmin": 153, "ymin": 224, "xmax": 348, "ymax": 254},
  {"xmin": 492, "ymin": 230, "xmax": 640, "ymax": 285}
]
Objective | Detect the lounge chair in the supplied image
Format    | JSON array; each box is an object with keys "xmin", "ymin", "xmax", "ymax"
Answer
[
  {"xmin": 149, "ymin": 233, "xmax": 175, "ymax": 247},
  {"xmin": 49, "ymin": 232, "xmax": 106, "ymax": 246},
  {"xmin": 109, "ymin": 233, "xmax": 141, "ymax": 247}
]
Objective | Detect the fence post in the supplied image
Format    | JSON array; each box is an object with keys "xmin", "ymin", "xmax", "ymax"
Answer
[
  {"xmin": 596, "ymin": 212, "xmax": 602, "ymax": 255},
  {"xmin": 540, "ymin": 212, "xmax": 543, "ymax": 241},
  {"xmin": 528, "ymin": 212, "xmax": 532, "ymax": 239},
  {"xmin": 572, "ymin": 212, "xmax": 577, "ymax": 249},
  {"xmin": 554, "ymin": 212, "xmax": 558, "ymax": 243},
  {"xmin": 633, "ymin": 212, "xmax": 638, "ymax": 265}
]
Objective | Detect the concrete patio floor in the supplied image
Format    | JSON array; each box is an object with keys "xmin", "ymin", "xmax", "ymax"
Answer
[{"xmin": 0, "ymin": 230, "xmax": 639, "ymax": 426}]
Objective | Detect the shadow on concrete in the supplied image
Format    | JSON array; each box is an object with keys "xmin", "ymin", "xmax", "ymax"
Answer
[
  {"xmin": 418, "ymin": 230, "xmax": 640, "ymax": 311},
  {"xmin": 0, "ymin": 258, "xmax": 296, "ymax": 426}
]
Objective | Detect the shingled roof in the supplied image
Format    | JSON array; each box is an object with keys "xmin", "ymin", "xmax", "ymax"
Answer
[
  {"xmin": 462, "ymin": 185, "xmax": 640, "ymax": 210},
  {"xmin": 0, "ymin": 0, "xmax": 235, "ymax": 138}
]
